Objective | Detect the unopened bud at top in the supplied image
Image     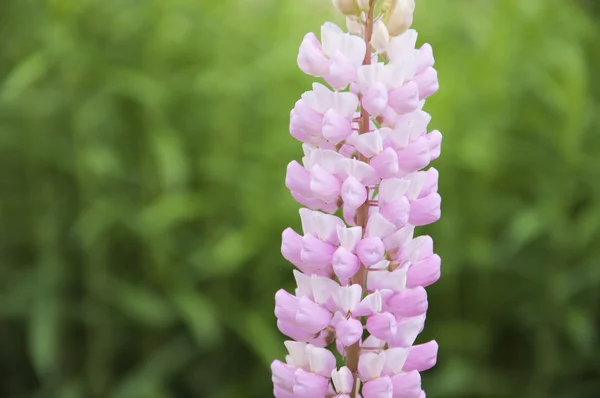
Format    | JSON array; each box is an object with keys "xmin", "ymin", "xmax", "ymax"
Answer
[
  {"xmin": 332, "ymin": 0, "xmax": 370, "ymax": 16},
  {"xmin": 346, "ymin": 15, "xmax": 365, "ymax": 36},
  {"xmin": 382, "ymin": 0, "xmax": 415, "ymax": 36},
  {"xmin": 371, "ymin": 19, "xmax": 390, "ymax": 53}
]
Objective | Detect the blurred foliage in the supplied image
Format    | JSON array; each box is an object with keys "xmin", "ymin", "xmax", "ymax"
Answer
[{"xmin": 0, "ymin": 0, "xmax": 599, "ymax": 397}]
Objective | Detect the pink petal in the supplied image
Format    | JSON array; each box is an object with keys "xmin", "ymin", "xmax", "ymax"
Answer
[
  {"xmin": 310, "ymin": 164, "xmax": 342, "ymax": 203},
  {"xmin": 406, "ymin": 254, "xmax": 441, "ymax": 288},
  {"xmin": 293, "ymin": 368, "xmax": 330, "ymax": 398},
  {"xmin": 391, "ymin": 371, "xmax": 421, "ymax": 398},
  {"xmin": 403, "ymin": 340, "xmax": 438, "ymax": 372},
  {"xmin": 357, "ymin": 237, "xmax": 386, "ymax": 266},
  {"xmin": 362, "ymin": 82, "xmax": 389, "ymax": 116},
  {"xmin": 371, "ymin": 148, "xmax": 400, "ymax": 179},
  {"xmin": 362, "ymin": 376, "xmax": 394, "ymax": 398},
  {"xmin": 335, "ymin": 317, "xmax": 363, "ymax": 346},
  {"xmin": 409, "ymin": 192, "xmax": 441, "ymax": 226},
  {"xmin": 385, "ymin": 287, "xmax": 428, "ymax": 317},
  {"xmin": 413, "ymin": 67, "xmax": 439, "ymax": 100},
  {"xmin": 322, "ymin": 109, "xmax": 353, "ymax": 144},
  {"xmin": 298, "ymin": 32, "xmax": 330, "ymax": 77},
  {"xmin": 388, "ymin": 81, "xmax": 420, "ymax": 115}
]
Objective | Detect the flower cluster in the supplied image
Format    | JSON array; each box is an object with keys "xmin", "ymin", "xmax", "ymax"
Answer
[{"xmin": 272, "ymin": 1, "xmax": 441, "ymax": 397}]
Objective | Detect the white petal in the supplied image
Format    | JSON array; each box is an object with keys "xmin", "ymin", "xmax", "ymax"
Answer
[
  {"xmin": 395, "ymin": 315, "xmax": 425, "ymax": 347},
  {"xmin": 294, "ymin": 270, "xmax": 314, "ymax": 299},
  {"xmin": 332, "ymin": 366, "xmax": 354, "ymax": 394},
  {"xmin": 299, "ymin": 208, "xmax": 318, "ymax": 236},
  {"xmin": 389, "ymin": 127, "xmax": 410, "ymax": 148},
  {"xmin": 367, "ymin": 268, "xmax": 407, "ymax": 291},
  {"xmin": 340, "ymin": 33, "xmax": 368, "ymax": 66},
  {"xmin": 321, "ymin": 22, "xmax": 344, "ymax": 56},
  {"xmin": 362, "ymin": 335, "xmax": 386, "ymax": 350},
  {"xmin": 366, "ymin": 212, "xmax": 398, "ymax": 238},
  {"xmin": 379, "ymin": 178, "xmax": 410, "ymax": 204},
  {"xmin": 306, "ymin": 345, "xmax": 336, "ymax": 376},
  {"xmin": 383, "ymin": 225, "xmax": 415, "ymax": 251},
  {"xmin": 284, "ymin": 341, "xmax": 309, "ymax": 368},
  {"xmin": 383, "ymin": 347, "xmax": 410, "ymax": 375},
  {"xmin": 334, "ymin": 284, "xmax": 362, "ymax": 313},
  {"xmin": 388, "ymin": 29, "xmax": 418, "ymax": 61},
  {"xmin": 341, "ymin": 158, "xmax": 379, "ymax": 185},
  {"xmin": 402, "ymin": 235, "xmax": 432, "ymax": 263},
  {"xmin": 314, "ymin": 212, "xmax": 345, "ymax": 244},
  {"xmin": 337, "ymin": 225, "xmax": 363, "ymax": 251},
  {"xmin": 350, "ymin": 131, "xmax": 383, "ymax": 157},
  {"xmin": 311, "ymin": 274, "xmax": 341, "ymax": 305},
  {"xmin": 358, "ymin": 351, "xmax": 386, "ymax": 380},
  {"xmin": 405, "ymin": 171, "xmax": 427, "ymax": 201},
  {"xmin": 333, "ymin": 92, "xmax": 360, "ymax": 118}
]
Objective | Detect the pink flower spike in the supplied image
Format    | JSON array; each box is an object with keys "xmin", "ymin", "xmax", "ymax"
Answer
[
  {"xmin": 322, "ymin": 109, "xmax": 353, "ymax": 144},
  {"xmin": 293, "ymin": 368, "xmax": 330, "ymax": 398},
  {"xmin": 273, "ymin": 2, "xmax": 441, "ymax": 395},
  {"xmin": 403, "ymin": 341, "xmax": 439, "ymax": 372},
  {"xmin": 362, "ymin": 376, "xmax": 394, "ymax": 398},
  {"xmin": 391, "ymin": 371, "xmax": 422, "ymax": 398},
  {"xmin": 298, "ymin": 32, "xmax": 330, "ymax": 77}
]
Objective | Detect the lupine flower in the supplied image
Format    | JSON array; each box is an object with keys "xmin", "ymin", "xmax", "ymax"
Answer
[{"xmin": 272, "ymin": 0, "xmax": 441, "ymax": 396}]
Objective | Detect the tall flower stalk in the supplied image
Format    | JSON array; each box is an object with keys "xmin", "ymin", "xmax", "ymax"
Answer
[{"xmin": 271, "ymin": 1, "xmax": 441, "ymax": 397}]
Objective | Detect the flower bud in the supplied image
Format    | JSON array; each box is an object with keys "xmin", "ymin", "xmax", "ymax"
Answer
[
  {"xmin": 346, "ymin": 15, "xmax": 365, "ymax": 36},
  {"xmin": 371, "ymin": 19, "xmax": 390, "ymax": 54},
  {"xmin": 332, "ymin": 0, "xmax": 361, "ymax": 16},
  {"xmin": 382, "ymin": 0, "xmax": 415, "ymax": 37}
]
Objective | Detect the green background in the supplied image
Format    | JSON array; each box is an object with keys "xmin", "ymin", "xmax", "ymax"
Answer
[{"xmin": 1, "ymin": 0, "xmax": 599, "ymax": 397}]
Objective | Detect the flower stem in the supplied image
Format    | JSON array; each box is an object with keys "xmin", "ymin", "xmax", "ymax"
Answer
[{"xmin": 346, "ymin": 1, "xmax": 377, "ymax": 397}]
